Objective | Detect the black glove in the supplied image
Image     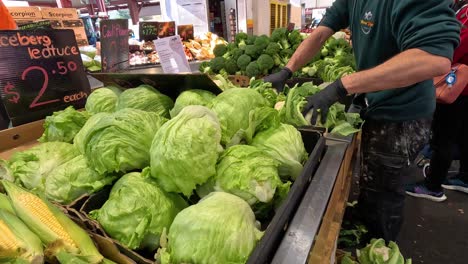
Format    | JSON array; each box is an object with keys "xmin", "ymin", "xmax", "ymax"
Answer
[
  {"xmin": 263, "ymin": 67, "xmax": 293, "ymax": 92},
  {"xmin": 302, "ymin": 79, "xmax": 348, "ymax": 124}
]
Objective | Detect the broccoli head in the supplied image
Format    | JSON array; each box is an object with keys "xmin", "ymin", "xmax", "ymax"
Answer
[
  {"xmin": 246, "ymin": 61, "xmax": 261, "ymax": 77},
  {"xmin": 213, "ymin": 44, "xmax": 228, "ymax": 57},
  {"xmin": 288, "ymin": 30, "xmax": 302, "ymax": 46},
  {"xmin": 210, "ymin": 57, "xmax": 226, "ymax": 73},
  {"xmin": 244, "ymin": 45, "xmax": 261, "ymax": 59},
  {"xmin": 225, "ymin": 59, "xmax": 239, "ymax": 75},
  {"xmin": 280, "ymin": 49, "xmax": 294, "ymax": 58},
  {"xmin": 265, "ymin": 42, "xmax": 281, "ymax": 56},
  {"xmin": 230, "ymin": 48, "xmax": 244, "ymax": 61},
  {"xmin": 246, "ymin": 35, "xmax": 257, "ymax": 45},
  {"xmin": 237, "ymin": 54, "xmax": 252, "ymax": 71},
  {"xmin": 226, "ymin": 42, "xmax": 237, "ymax": 51},
  {"xmin": 254, "ymin": 35, "xmax": 271, "ymax": 50},
  {"xmin": 271, "ymin": 28, "xmax": 290, "ymax": 49},
  {"xmin": 257, "ymin": 54, "xmax": 275, "ymax": 73},
  {"xmin": 199, "ymin": 61, "xmax": 212, "ymax": 74},
  {"xmin": 235, "ymin": 32, "xmax": 248, "ymax": 44}
]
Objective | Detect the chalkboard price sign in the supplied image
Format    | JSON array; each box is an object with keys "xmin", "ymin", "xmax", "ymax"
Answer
[
  {"xmin": 100, "ymin": 19, "xmax": 129, "ymax": 72},
  {"xmin": 0, "ymin": 29, "xmax": 91, "ymax": 126},
  {"xmin": 139, "ymin": 22, "xmax": 158, "ymax": 41}
]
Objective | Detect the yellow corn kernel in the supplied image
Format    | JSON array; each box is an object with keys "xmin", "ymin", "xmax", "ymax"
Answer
[
  {"xmin": 0, "ymin": 219, "xmax": 20, "ymax": 254},
  {"xmin": 16, "ymin": 192, "xmax": 76, "ymax": 248}
]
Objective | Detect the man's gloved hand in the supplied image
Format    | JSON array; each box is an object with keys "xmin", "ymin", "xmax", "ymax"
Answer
[
  {"xmin": 263, "ymin": 67, "xmax": 293, "ymax": 92},
  {"xmin": 302, "ymin": 79, "xmax": 348, "ymax": 124}
]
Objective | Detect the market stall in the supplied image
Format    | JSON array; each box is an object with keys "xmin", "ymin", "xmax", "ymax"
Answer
[{"xmin": 0, "ymin": 15, "xmax": 362, "ymax": 263}]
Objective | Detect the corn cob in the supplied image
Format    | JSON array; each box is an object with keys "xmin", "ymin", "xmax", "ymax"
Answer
[
  {"xmin": 2, "ymin": 181, "xmax": 104, "ymax": 264},
  {"xmin": 0, "ymin": 209, "xmax": 44, "ymax": 263},
  {"xmin": 0, "ymin": 192, "xmax": 14, "ymax": 214}
]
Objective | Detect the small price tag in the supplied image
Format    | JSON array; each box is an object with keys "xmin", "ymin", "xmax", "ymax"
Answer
[
  {"xmin": 139, "ymin": 22, "xmax": 158, "ymax": 41},
  {"xmin": 0, "ymin": 29, "xmax": 91, "ymax": 126}
]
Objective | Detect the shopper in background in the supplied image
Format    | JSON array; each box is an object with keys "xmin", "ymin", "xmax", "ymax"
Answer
[
  {"xmin": 263, "ymin": 0, "xmax": 460, "ymax": 242},
  {"xmin": 406, "ymin": 0, "xmax": 468, "ymax": 201}
]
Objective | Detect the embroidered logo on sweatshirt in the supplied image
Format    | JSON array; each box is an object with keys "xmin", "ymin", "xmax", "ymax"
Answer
[{"xmin": 360, "ymin": 11, "xmax": 375, "ymax": 35}]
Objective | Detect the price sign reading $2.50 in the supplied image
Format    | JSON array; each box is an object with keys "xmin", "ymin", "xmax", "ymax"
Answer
[{"xmin": 0, "ymin": 29, "xmax": 90, "ymax": 126}]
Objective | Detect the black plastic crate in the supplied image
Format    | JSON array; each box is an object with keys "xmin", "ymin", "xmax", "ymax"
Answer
[{"xmin": 247, "ymin": 129, "xmax": 325, "ymax": 264}]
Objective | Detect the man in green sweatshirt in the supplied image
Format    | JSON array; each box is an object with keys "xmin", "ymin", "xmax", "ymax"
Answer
[{"xmin": 264, "ymin": 0, "xmax": 460, "ymax": 241}]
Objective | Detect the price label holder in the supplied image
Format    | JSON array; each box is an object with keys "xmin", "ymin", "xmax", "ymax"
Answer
[
  {"xmin": 0, "ymin": 29, "xmax": 91, "ymax": 126},
  {"xmin": 154, "ymin": 35, "xmax": 190, "ymax": 73},
  {"xmin": 90, "ymin": 73, "xmax": 222, "ymax": 99},
  {"xmin": 139, "ymin": 22, "xmax": 158, "ymax": 42},
  {"xmin": 100, "ymin": 19, "xmax": 129, "ymax": 72}
]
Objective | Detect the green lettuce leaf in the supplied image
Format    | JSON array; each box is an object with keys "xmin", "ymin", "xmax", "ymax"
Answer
[
  {"xmin": 8, "ymin": 142, "xmax": 79, "ymax": 192},
  {"xmin": 116, "ymin": 85, "xmax": 174, "ymax": 118},
  {"xmin": 214, "ymin": 145, "xmax": 285, "ymax": 205},
  {"xmin": 211, "ymin": 88, "xmax": 268, "ymax": 146},
  {"xmin": 170, "ymin": 89, "xmax": 216, "ymax": 118},
  {"xmin": 85, "ymin": 87, "xmax": 121, "ymax": 115},
  {"xmin": 164, "ymin": 192, "xmax": 263, "ymax": 264},
  {"xmin": 44, "ymin": 155, "xmax": 117, "ymax": 204},
  {"xmin": 149, "ymin": 106, "xmax": 223, "ymax": 197},
  {"xmin": 39, "ymin": 106, "xmax": 90, "ymax": 143},
  {"xmin": 251, "ymin": 124, "xmax": 308, "ymax": 180},
  {"xmin": 74, "ymin": 109, "xmax": 167, "ymax": 174},
  {"xmin": 90, "ymin": 169, "xmax": 187, "ymax": 251}
]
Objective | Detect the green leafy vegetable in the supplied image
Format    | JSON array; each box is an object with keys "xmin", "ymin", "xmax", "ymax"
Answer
[
  {"xmin": 214, "ymin": 145, "xmax": 287, "ymax": 205},
  {"xmin": 150, "ymin": 106, "xmax": 223, "ymax": 197},
  {"xmin": 211, "ymin": 88, "xmax": 268, "ymax": 146},
  {"xmin": 74, "ymin": 109, "xmax": 167, "ymax": 174},
  {"xmin": 44, "ymin": 155, "xmax": 117, "ymax": 204},
  {"xmin": 251, "ymin": 124, "xmax": 308, "ymax": 180},
  {"xmin": 8, "ymin": 142, "xmax": 79, "ymax": 192},
  {"xmin": 170, "ymin": 89, "xmax": 216, "ymax": 118},
  {"xmin": 39, "ymin": 106, "xmax": 90, "ymax": 143},
  {"xmin": 116, "ymin": 86, "xmax": 174, "ymax": 118},
  {"xmin": 85, "ymin": 87, "xmax": 121, "ymax": 114},
  {"xmin": 90, "ymin": 169, "xmax": 187, "ymax": 250},
  {"xmin": 356, "ymin": 239, "xmax": 412, "ymax": 264},
  {"xmin": 159, "ymin": 192, "xmax": 263, "ymax": 264}
]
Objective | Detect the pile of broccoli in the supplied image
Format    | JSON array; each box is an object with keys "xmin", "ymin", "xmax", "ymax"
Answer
[
  {"xmin": 298, "ymin": 36, "xmax": 356, "ymax": 82},
  {"xmin": 200, "ymin": 28, "xmax": 356, "ymax": 82},
  {"xmin": 200, "ymin": 28, "xmax": 307, "ymax": 78}
]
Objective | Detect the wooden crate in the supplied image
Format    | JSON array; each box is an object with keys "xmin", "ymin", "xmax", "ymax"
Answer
[
  {"xmin": 308, "ymin": 134, "xmax": 360, "ymax": 264},
  {"xmin": 0, "ymin": 120, "xmax": 44, "ymax": 159}
]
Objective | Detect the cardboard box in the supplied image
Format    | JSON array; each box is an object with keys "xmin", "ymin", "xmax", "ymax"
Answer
[
  {"xmin": 7, "ymin": 7, "xmax": 42, "ymax": 20},
  {"xmin": 41, "ymin": 7, "xmax": 79, "ymax": 20}
]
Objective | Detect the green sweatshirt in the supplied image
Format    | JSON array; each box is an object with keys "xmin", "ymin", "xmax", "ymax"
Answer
[{"xmin": 321, "ymin": 0, "xmax": 460, "ymax": 121}]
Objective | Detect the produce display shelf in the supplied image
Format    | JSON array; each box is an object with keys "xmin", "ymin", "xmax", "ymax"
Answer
[
  {"xmin": 73, "ymin": 128, "xmax": 326, "ymax": 264},
  {"xmin": 272, "ymin": 135, "xmax": 358, "ymax": 264}
]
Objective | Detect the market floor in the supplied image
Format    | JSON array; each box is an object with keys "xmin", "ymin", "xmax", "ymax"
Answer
[{"xmin": 398, "ymin": 165, "xmax": 468, "ymax": 264}]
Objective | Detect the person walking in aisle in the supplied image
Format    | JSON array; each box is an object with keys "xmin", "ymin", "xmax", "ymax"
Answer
[
  {"xmin": 263, "ymin": 0, "xmax": 460, "ymax": 242},
  {"xmin": 406, "ymin": 0, "xmax": 468, "ymax": 202}
]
